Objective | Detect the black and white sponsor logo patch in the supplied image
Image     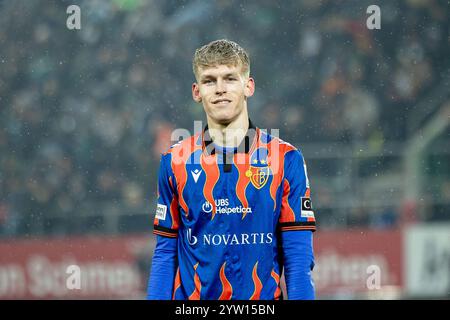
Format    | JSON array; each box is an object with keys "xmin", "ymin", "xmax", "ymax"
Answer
[
  {"xmin": 301, "ymin": 197, "xmax": 312, "ymax": 210},
  {"xmin": 156, "ymin": 204, "xmax": 167, "ymax": 220},
  {"xmin": 301, "ymin": 197, "xmax": 315, "ymax": 218}
]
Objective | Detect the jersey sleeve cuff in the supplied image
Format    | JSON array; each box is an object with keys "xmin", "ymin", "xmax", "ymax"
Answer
[
  {"xmin": 278, "ymin": 221, "xmax": 316, "ymax": 232},
  {"xmin": 153, "ymin": 225, "xmax": 179, "ymax": 238}
]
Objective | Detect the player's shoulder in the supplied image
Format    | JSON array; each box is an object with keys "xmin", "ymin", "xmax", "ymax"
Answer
[
  {"xmin": 161, "ymin": 133, "xmax": 202, "ymax": 158},
  {"xmin": 260, "ymin": 129, "xmax": 302, "ymax": 157}
]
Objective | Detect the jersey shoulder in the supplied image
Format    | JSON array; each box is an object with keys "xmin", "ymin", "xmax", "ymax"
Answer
[
  {"xmin": 260, "ymin": 130, "xmax": 300, "ymax": 155},
  {"xmin": 162, "ymin": 133, "xmax": 202, "ymax": 158}
]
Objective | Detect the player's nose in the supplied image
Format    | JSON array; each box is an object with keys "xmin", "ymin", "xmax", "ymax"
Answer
[{"xmin": 215, "ymin": 78, "xmax": 227, "ymax": 94}]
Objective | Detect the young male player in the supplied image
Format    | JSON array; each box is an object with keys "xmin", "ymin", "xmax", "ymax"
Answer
[{"xmin": 147, "ymin": 39, "xmax": 316, "ymax": 300}]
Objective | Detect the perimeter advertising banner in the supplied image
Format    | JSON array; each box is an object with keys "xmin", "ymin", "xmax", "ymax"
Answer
[
  {"xmin": 0, "ymin": 229, "xmax": 403, "ymax": 299},
  {"xmin": 0, "ymin": 235, "xmax": 152, "ymax": 299},
  {"xmin": 313, "ymin": 229, "xmax": 402, "ymax": 298},
  {"xmin": 404, "ymin": 224, "xmax": 450, "ymax": 298}
]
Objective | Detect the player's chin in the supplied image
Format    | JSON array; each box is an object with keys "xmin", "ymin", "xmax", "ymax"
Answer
[
  {"xmin": 207, "ymin": 109, "xmax": 230, "ymax": 122},
  {"xmin": 212, "ymin": 111, "xmax": 238, "ymax": 125},
  {"xmin": 210, "ymin": 116, "xmax": 230, "ymax": 126}
]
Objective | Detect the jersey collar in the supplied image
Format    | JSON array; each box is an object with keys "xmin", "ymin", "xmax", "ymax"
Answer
[{"xmin": 202, "ymin": 119, "xmax": 258, "ymax": 156}]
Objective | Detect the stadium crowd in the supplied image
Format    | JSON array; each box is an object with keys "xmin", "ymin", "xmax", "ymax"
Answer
[{"xmin": 0, "ymin": 0, "xmax": 449, "ymax": 236}]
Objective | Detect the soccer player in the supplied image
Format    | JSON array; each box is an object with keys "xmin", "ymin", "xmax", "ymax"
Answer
[{"xmin": 147, "ymin": 39, "xmax": 316, "ymax": 300}]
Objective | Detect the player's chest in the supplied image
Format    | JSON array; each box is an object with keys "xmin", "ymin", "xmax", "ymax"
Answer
[{"xmin": 176, "ymin": 162, "xmax": 283, "ymax": 221}]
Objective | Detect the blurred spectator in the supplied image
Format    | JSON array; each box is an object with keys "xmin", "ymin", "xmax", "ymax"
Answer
[{"xmin": 0, "ymin": 0, "xmax": 448, "ymax": 236}]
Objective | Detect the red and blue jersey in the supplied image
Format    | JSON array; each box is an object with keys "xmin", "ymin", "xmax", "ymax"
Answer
[{"xmin": 153, "ymin": 121, "xmax": 316, "ymax": 300}]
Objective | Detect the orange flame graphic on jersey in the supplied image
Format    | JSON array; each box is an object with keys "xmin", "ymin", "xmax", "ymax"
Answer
[
  {"xmin": 188, "ymin": 263, "xmax": 201, "ymax": 300},
  {"xmin": 271, "ymin": 269, "xmax": 282, "ymax": 300},
  {"xmin": 201, "ymin": 154, "xmax": 220, "ymax": 220},
  {"xmin": 266, "ymin": 138, "xmax": 283, "ymax": 211},
  {"xmin": 280, "ymin": 178, "xmax": 296, "ymax": 223},
  {"xmin": 170, "ymin": 152, "xmax": 190, "ymax": 217},
  {"xmin": 167, "ymin": 135, "xmax": 203, "ymax": 218},
  {"xmin": 219, "ymin": 262, "xmax": 233, "ymax": 300},
  {"xmin": 168, "ymin": 176, "xmax": 180, "ymax": 230},
  {"xmin": 234, "ymin": 153, "xmax": 251, "ymax": 219},
  {"xmin": 250, "ymin": 261, "xmax": 262, "ymax": 300},
  {"xmin": 172, "ymin": 267, "xmax": 181, "ymax": 300}
]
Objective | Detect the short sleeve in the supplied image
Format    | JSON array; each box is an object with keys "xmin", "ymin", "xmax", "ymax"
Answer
[
  {"xmin": 278, "ymin": 149, "xmax": 316, "ymax": 232},
  {"xmin": 153, "ymin": 154, "xmax": 180, "ymax": 238}
]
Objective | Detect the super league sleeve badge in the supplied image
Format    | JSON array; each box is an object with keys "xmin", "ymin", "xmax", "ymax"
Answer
[{"xmin": 301, "ymin": 197, "xmax": 315, "ymax": 218}]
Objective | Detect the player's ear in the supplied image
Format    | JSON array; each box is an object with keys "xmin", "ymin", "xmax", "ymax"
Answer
[
  {"xmin": 244, "ymin": 77, "xmax": 255, "ymax": 98},
  {"xmin": 192, "ymin": 83, "xmax": 202, "ymax": 103}
]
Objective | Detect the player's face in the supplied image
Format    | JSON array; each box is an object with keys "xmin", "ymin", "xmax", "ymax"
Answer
[{"xmin": 192, "ymin": 64, "xmax": 254, "ymax": 125}]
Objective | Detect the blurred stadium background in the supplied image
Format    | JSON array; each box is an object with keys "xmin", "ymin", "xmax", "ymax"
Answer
[{"xmin": 0, "ymin": 0, "xmax": 449, "ymax": 299}]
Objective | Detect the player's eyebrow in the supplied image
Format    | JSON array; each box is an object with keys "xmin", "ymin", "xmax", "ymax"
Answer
[
  {"xmin": 200, "ymin": 72, "xmax": 239, "ymax": 81},
  {"xmin": 200, "ymin": 74, "xmax": 215, "ymax": 81},
  {"xmin": 224, "ymin": 73, "xmax": 238, "ymax": 78}
]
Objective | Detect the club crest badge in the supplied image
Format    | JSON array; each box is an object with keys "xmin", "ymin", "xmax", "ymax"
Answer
[{"xmin": 246, "ymin": 148, "xmax": 271, "ymax": 189}]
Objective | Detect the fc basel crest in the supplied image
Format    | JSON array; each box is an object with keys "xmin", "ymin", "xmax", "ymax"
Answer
[{"xmin": 246, "ymin": 148, "xmax": 271, "ymax": 189}]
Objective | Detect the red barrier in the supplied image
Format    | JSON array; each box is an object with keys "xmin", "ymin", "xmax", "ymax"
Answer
[
  {"xmin": 0, "ymin": 235, "xmax": 154, "ymax": 299},
  {"xmin": 314, "ymin": 228, "xmax": 402, "ymax": 297},
  {"xmin": 0, "ymin": 229, "xmax": 402, "ymax": 299}
]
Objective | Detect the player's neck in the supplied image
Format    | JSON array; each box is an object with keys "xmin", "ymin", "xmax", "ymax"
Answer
[{"xmin": 206, "ymin": 109, "xmax": 249, "ymax": 148}]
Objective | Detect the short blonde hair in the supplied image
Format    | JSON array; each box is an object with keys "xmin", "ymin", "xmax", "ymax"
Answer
[{"xmin": 193, "ymin": 39, "xmax": 250, "ymax": 80}]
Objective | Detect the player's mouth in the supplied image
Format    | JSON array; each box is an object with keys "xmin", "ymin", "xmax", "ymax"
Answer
[{"xmin": 212, "ymin": 98, "xmax": 232, "ymax": 105}]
